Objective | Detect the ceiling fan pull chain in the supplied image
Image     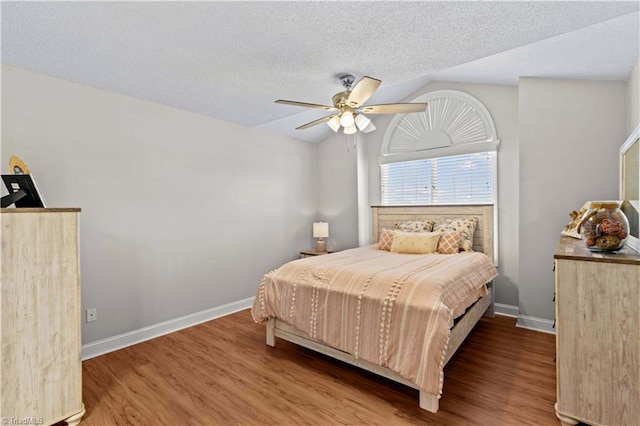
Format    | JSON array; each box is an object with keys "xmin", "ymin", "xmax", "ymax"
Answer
[{"xmin": 346, "ymin": 133, "xmax": 357, "ymax": 152}]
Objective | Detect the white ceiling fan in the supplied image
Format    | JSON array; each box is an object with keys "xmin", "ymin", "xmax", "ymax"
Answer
[{"xmin": 276, "ymin": 74, "xmax": 428, "ymax": 134}]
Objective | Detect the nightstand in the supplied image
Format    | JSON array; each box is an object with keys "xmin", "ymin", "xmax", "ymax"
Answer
[{"xmin": 300, "ymin": 250, "xmax": 335, "ymax": 258}]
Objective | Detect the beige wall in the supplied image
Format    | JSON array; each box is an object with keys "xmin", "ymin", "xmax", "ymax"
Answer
[
  {"xmin": 1, "ymin": 64, "xmax": 317, "ymax": 345},
  {"xmin": 315, "ymin": 131, "xmax": 360, "ymax": 251},
  {"xmin": 518, "ymin": 77, "xmax": 627, "ymax": 322},
  {"xmin": 628, "ymin": 57, "xmax": 640, "ymax": 133}
]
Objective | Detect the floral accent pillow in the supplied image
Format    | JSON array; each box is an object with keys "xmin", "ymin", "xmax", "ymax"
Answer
[
  {"xmin": 390, "ymin": 231, "xmax": 441, "ymax": 254},
  {"xmin": 378, "ymin": 228, "xmax": 395, "ymax": 251},
  {"xmin": 434, "ymin": 217, "xmax": 477, "ymax": 252},
  {"xmin": 437, "ymin": 231, "xmax": 462, "ymax": 254},
  {"xmin": 394, "ymin": 220, "xmax": 435, "ymax": 233}
]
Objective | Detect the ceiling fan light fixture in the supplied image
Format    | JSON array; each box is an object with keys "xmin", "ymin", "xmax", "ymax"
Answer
[
  {"xmin": 276, "ymin": 75, "xmax": 426, "ymax": 135},
  {"xmin": 362, "ymin": 121, "xmax": 376, "ymax": 133},
  {"xmin": 343, "ymin": 125, "xmax": 357, "ymax": 135},
  {"xmin": 340, "ymin": 111, "xmax": 355, "ymax": 128},
  {"xmin": 355, "ymin": 114, "xmax": 372, "ymax": 131},
  {"xmin": 327, "ymin": 115, "xmax": 341, "ymax": 132}
]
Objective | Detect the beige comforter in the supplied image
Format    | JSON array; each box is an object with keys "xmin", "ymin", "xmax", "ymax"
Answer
[{"xmin": 251, "ymin": 245, "xmax": 498, "ymax": 397}]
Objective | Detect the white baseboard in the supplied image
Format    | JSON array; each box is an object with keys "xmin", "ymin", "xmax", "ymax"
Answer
[
  {"xmin": 516, "ymin": 314, "xmax": 556, "ymax": 335},
  {"xmin": 81, "ymin": 297, "xmax": 555, "ymax": 360},
  {"xmin": 494, "ymin": 303, "xmax": 519, "ymax": 318},
  {"xmin": 82, "ymin": 297, "xmax": 255, "ymax": 360},
  {"xmin": 494, "ymin": 303, "xmax": 556, "ymax": 335}
]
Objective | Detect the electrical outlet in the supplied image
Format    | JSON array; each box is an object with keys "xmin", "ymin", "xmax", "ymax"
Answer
[{"xmin": 86, "ymin": 308, "xmax": 97, "ymax": 323}]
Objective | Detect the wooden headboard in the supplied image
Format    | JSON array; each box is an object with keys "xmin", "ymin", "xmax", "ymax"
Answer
[{"xmin": 371, "ymin": 205, "xmax": 494, "ymax": 259}]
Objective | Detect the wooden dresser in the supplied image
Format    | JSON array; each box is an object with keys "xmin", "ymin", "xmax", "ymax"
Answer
[
  {"xmin": 1, "ymin": 208, "xmax": 85, "ymax": 425},
  {"xmin": 554, "ymin": 236, "xmax": 640, "ymax": 426}
]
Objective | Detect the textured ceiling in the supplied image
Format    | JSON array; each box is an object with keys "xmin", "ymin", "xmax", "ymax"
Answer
[{"xmin": 2, "ymin": 1, "xmax": 639, "ymax": 143}]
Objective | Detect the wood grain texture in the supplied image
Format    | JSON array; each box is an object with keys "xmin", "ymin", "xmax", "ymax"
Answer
[
  {"xmin": 1, "ymin": 210, "xmax": 84, "ymax": 425},
  {"xmin": 443, "ymin": 290, "xmax": 492, "ymax": 365},
  {"xmin": 74, "ymin": 310, "xmax": 558, "ymax": 426},
  {"xmin": 299, "ymin": 250, "xmax": 336, "ymax": 258},
  {"xmin": 0, "ymin": 208, "xmax": 81, "ymax": 214},
  {"xmin": 555, "ymin": 237, "xmax": 640, "ymax": 426},
  {"xmin": 272, "ymin": 286, "xmax": 492, "ymax": 410},
  {"xmin": 554, "ymin": 235, "xmax": 640, "ymax": 265},
  {"xmin": 371, "ymin": 205, "xmax": 494, "ymax": 259}
]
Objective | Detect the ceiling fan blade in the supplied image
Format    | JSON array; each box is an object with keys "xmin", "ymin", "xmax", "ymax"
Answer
[
  {"xmin": 346, "ymin": 76, "xmax": 381, "ymax": 107},
  {"xmin": 360, "ymin": 103, "xmax": 428, "ymax": 114},
  {"xmin": 296, "ymin": 114, "xmax": 339, "ymax": 130},
  {"xmin": 276, "ymin": 100, "xmax": 337, "ymax": 111}
]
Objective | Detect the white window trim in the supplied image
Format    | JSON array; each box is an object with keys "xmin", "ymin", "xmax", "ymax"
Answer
[
  {"xmin": 379, "ymin": 140, "xmax": 499, "ymax": 165},
  {"xmin": 379, "ymin": 89, "xmax": 500, "ymax": 264},
  {"xmin": 380, "ymin": 89, "xmax": 500, "ymax": 165}
]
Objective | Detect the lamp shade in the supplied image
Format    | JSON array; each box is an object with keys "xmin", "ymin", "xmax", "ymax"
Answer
[
  {"xmin": 327, "ymin": 115, "xmax": 341, "ymax": 132},
  {"xmin": 343, "ymin": 125, "xmax": 357, "ymax": 135},
  {"xmin": 313, "ymin": 222, "xmax": 329, "ymax": 238},
  {"xmin": 355, "ymin": 113, "xmax": 371, "ymax": 131},
  {"xmin": 362, "ymin": 121, "xmax": 376, "ymax": 133},
  {"xmin": 340, "ymin": 111, "xmax": 355, "ymax": 128}
]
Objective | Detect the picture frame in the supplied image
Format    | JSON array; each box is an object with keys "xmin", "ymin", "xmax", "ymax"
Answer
[
  {"xmin": 1, "ymin": 174, "xmax": 46, "ymax": 208},
  {"xmin": 620, "ymin": 124, "xmax": 640, "ymax": 253}
]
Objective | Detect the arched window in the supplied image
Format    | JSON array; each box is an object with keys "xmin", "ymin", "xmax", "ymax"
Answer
[{"xmin": 380, "ymin": 90, "xmax": 499, "ymax": 206}]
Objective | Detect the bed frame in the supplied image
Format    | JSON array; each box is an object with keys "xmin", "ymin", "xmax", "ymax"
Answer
[{"xmin": 265, "ymin": 204, "xmax": 495, "ymax": 413}]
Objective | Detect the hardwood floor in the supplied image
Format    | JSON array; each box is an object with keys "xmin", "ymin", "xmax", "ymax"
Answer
[{"xmin": 76, "ymin": 310, "xmax": 558, "ymax": 425}]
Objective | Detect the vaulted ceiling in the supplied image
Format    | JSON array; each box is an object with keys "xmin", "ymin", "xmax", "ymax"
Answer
[{"xmin": 2, "ymin": 1, "xmax": 639, "ymax": 143}]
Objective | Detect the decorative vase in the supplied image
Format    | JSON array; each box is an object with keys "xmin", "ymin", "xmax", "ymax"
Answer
[{"xmin": 579, "ymin": 201, "xmax": 629, "ymax": 252}]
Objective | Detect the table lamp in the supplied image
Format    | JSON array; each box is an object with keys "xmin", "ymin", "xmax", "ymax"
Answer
[{"xmin": 313, "ymin": 222, "xmax": 329, "ymax": 252}]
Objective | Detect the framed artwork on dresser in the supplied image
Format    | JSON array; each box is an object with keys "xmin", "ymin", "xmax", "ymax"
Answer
[{"xmin": 621, "ymin": 124, "xmax": 640, "ymax": 253}]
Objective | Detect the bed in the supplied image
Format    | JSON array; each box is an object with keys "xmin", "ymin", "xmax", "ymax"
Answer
[{"xmin": 252, "ymin": 205, "xmax": 497, "ymax": 413}]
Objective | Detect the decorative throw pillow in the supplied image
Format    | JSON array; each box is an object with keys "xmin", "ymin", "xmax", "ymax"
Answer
[
  {"xmin": 437, "ymin": 231, "xmax": 462, "ymax": 254},
  {"xmin": 394, "ymin": 220, "xmax": 435, "ymax": 233},
  {"xmin": 378, "ymin": 228, "xmax": 395, "ymax": 251},
  {"xmin": 434, "ymin": 217, "xmax": 477, "ymax": 252},
  {"xmin": 390, "ymin": 231, "xmax": 441, "ymax": 254}
]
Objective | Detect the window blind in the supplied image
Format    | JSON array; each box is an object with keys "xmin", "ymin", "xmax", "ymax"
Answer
[{"xmin": 381, "ymin": 152, "xmax": 496, "ymax": 205}]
